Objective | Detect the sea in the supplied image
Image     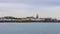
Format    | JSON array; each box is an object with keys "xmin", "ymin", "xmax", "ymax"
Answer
[{"xmin": 0, "ymin": 22, "xmax": 60, "ymax": 34}]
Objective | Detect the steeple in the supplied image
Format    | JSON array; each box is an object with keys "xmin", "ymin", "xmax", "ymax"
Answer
[{"xmin": 36, "ymin": 14, "xmax": 39, "ymax": 18}]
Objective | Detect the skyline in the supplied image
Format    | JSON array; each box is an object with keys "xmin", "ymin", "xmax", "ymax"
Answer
[{"xmin": 0, "ymin": 0, "xmax": 60, "ymax": 19}]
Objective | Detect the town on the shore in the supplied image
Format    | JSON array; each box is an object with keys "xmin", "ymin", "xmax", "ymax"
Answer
[{"xmin": 0, "ymin": 14, "xmax": 60, "ymax": 22}]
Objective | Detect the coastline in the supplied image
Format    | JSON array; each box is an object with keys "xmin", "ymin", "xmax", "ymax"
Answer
[
  {"xmin": 0, "ymin": 21, "xmax": 60, "ymax": 23},
  {"xmin": 0, "ymin": 16, "xmax": 59, "ymax": 23}
]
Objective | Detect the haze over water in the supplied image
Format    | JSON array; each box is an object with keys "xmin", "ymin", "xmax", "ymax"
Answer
[{"xmin": 0, "ymin": 22, "xmax": 60, "ymax": 34}]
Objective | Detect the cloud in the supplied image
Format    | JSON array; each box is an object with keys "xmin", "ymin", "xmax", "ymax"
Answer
[
  {"xmin": 0, "ymin": 3, "xmax": 35, "ymax": 17},
  {"xmin": 0, "ymin": 0, "xmax": 60, "ymax": 6},
  {"xmin": 35, "ymin": 6, "xmax": 60, "ymax": 18},
  {"xmin": 0, "ymin": 0, "xmax": 60, "ymax": 18}
]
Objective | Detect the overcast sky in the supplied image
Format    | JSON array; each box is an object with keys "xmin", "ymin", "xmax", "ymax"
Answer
[{"xmin": 0, "ymin": 0, "xmax": 60, "ymax": 18}]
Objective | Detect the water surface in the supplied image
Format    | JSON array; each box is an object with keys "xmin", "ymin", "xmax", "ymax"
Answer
[{"xmin": 0, "ymin": 22, "xmax": 60, "ymax": 34}]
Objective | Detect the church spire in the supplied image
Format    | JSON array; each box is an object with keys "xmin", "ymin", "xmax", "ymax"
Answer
[{"xmin": 36, "ymin": 14, "xmax": 39, "ymax": 18}]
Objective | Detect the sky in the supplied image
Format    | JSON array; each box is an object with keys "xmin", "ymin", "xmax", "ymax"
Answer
[{"xmin": 0, "ymin": 0, "xmax": 60, "ymax": 18}]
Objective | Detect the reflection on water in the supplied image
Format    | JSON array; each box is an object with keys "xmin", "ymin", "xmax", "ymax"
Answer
[{"xmin": 0, "ymin": 22, "xmax": 60, "ymax": 34}]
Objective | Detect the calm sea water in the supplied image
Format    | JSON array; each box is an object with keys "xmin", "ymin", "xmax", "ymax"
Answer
[{"xmin": 0, "ymin": 22, "xmax": 60, "ymax": 34}]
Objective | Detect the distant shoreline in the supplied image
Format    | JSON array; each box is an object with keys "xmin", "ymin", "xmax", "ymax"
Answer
[
  {"xmin": 0, "ymin": 21, "xmax": 60, "ymax": 23},
  {"xmin": 0, "ymin": 16, "xmax": 60, "ymax": 23}
]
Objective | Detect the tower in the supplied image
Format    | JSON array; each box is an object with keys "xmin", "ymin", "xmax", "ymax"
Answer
[{"xmin": 36, "ymin": 14, "xmax": 39, "ymax": 18}]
